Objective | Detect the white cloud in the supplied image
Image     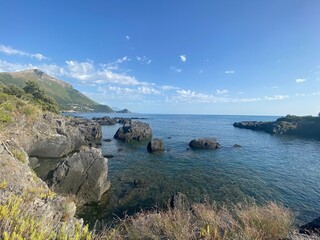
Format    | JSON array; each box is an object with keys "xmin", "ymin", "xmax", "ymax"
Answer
[
  {"xmin": 225, "ymin": 70, "xmax": 235, "ymax": 74},
  {"xmin": 0, "ymin": 60, "xmax": 35, "ymax": 72},
  {"xmin": 216, "ymin": 89, "xmax": 229, "ymax": 95},
  {"xmin": 137, "ymin": 56, "xmax": 152, "ymax": 64},
  {"xmin": 125, "ymin": 35, "xmax": 130, "ymax": 40},
  {"xmin": 0, "ymin": 60, "xmax": 64, "ymax": 76},
  {"xmin": 180, "ymin": 55, "xmax": 187, "ymax": 62},
  {"xmin": 0, "ymin": 44, "xmax": 47, "ymax": 61},
  {"xmin": 296, "ymin": 78, "xmax": 306, "ymax": 83},
  {"xmin": 116, "ymin": 56, "xmax": 129, "ymax": 64},
  {"xmin": 265, "ymin": 95, "xmax": 289, "ymax": 100},
  {"xmin": 66, "ymin": 60, "xmax": 94, "ymax": 80},
  {"xmin": 312, "ymin": 91, "xmax": 320, "ymax": 95},
  {"xmin": 137, "ymin": 86, "xmax": 160, "ymax": 95},
  {"xmin": 296, "ymin": 93, "xmax": 305, "ymax": 97},
  {"xmin": 170, "ymin": 66, "xmax": 182, "ymax": 73},
  {"xmin": 160, "ymin": 85, "xmax": 180, "ymax": 91}
]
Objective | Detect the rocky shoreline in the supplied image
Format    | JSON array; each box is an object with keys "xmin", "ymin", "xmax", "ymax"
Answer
[
  {"xmin": 2, "ymin": 112, "xmax": 320, "ymax": 238},
  {"xmin": 233, "ymin": 115, "xmax": 320, "ymax": 139}
]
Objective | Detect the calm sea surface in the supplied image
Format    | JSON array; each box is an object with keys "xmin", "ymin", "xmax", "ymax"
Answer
[{"xmin": 61, "ymin": 113, "xmax": 320, "ymax": 225}]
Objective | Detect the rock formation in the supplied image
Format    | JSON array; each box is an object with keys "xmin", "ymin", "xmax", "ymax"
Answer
[
  {"xmin": 147, "ymin": 138, "xmax": 165, "ymax": 152},
  {"xmin": 51, "ymin": 147, "xmax": 110, "ymax": 205},
  {"xmin": 12, "ymin": 113, "xmax": 102, "ymax": 158},
  {"xmin": 189, "ymin": 138, "xmax": 220, "ymax": 149},
  {"xmin": 114, "ymin": 120, "xmax": 153, "ymax": 142},
  {"xmin": 233, "ymin": 115, "xmax": 320, "ymax": 139}
]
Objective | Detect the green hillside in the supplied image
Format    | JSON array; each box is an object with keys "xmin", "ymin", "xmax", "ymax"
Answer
[{"xmin": 0, "ymin": 69, "xmax": 114, "ymax": 112}]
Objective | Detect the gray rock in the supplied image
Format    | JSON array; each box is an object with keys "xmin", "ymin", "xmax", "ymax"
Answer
[
  {"xmin": 51, "ymin": 147, "xmax": 110, "ymax": 205},
  {"xmin": 114, "ymin": 121, "xmax": 153, "ymax": 142},
  {"xmin": 27, "ymin": 116, "xmax": 102, "ymax": 158},
  {"xmin": 189, "ymin": 138, "xmax": 220, "ymax": 149},
  {"xmin": 147, "ymin": 138, "xmax": 165, "ymax": 152}
]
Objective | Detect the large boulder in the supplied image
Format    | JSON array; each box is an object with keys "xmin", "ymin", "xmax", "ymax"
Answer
[
  {"xmin": 147, "ymin": 138, "xmax": 165, "ymax": 152},
  {"xmin": 51, "ymin": 147, "xmax": 110, "ymax": 205},
  {"xmin": 189, "ymin": 138, "xmax": 220, "ymax": 149},
  {"xmin": 114, "ymin": 121, "xmax": 153, "ymax": 142}
]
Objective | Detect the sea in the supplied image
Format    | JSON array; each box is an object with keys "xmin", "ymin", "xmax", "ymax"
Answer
[{"xmin": 55, "ymin": 113, "xmax": 320, "ymax": 226}]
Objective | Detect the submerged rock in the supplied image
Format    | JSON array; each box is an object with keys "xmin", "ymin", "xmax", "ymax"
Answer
[
  {"xmin": 51, "ymin": 147, "xmax": 110, "ymax": 205},
  {"xmin": 234, "ymin": 144, "xmax": 241, "ymax": 148},
  {"xmin": 189, "ymin": 138, "xmax": 220, "ymax": 149},
  {"xmin": 147, "ymin": 138, "xmax": 165, "ymax": 152},
  {"xmin": 114, "ymin": 121, "xmax": 153, "ymax": 142}
]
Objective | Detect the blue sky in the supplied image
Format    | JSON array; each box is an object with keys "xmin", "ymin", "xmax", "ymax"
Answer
[{"xmin": 0, "ymin": 0, "xmax": 319, "ymax": 115}]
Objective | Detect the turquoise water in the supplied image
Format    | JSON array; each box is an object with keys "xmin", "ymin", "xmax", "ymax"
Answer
[{"xmin": 66, "ymin": 113, "xmax": 320, "ymax": 225}]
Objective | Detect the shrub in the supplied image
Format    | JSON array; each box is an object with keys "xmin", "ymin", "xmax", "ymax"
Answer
[{"xmin": 0, "ymin": 193, "xmax": 92, "ymax": 240}]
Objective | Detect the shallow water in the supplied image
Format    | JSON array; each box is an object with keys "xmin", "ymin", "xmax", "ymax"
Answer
[{"xmin": 63, "ymin": 113, "xmax": 320, "ymax": 225}]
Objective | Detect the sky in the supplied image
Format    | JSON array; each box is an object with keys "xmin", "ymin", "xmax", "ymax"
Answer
[{"xmin": 0, "ymin": 0, "xmax": 319, "ymax": 115}]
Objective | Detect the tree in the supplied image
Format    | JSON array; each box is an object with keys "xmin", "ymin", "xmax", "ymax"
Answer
[{"xmin": 23, "ymin": 81, "xmax": 59, "ymax": 113}]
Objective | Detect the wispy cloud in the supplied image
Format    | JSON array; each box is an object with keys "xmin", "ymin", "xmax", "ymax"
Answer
[
  {"xmin": 296, "ymin": 93, "xmax": 305, "ymax": 97},
  {"xmin": 180, "ymin": 55, "xmax": 187, "ymax": 62},
  {"xmin": 137, "ymin": 56, "xmax": 152, "ymax": 64},
  {"xmin": 216, "ymin": 89, "xmax": 229, "ymax": 95},
  {"xmin": 125, "ymin": 35, "xmax": 130, "ymax": 40},
  {"xmin": 160, "ymin": 85, "xmax": 180, "ymax": 91},
  {"xmin": 296, "ymin": 78, "xmax": 306, "ymax": 83},
  {"xmin": 264, "ymin": 95, "xmax": 289, "ymax": 100},
  {"xmin": 225, "ymin": 70, "xmax": 235, "ymax": 74},
  {"xmin": 170, "ymin": 66, "xmax": 182, "ymax": 73},
  {"xmin": 0, "ymin": 44, "xmax": 47, "ymax": 61}
]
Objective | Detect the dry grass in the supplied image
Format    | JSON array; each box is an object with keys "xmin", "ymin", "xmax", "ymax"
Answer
[{"xmin": 97, "ymin": 200, "xmax": 295, "ymax": 240}]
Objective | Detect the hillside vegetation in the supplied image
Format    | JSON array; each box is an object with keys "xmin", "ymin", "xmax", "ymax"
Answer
[{"xmin": 0, "ymin": 69, "xmax": 113, "ymax": 112}]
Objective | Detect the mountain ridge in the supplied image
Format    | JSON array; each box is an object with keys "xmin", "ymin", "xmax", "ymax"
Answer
[{"xmin": 0, "ymin": 69, "xmax": 114, "ymax": 112}]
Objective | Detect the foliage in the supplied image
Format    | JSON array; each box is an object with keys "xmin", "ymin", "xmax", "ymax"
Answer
[
  {"xmin": 0, "ymin": 193, "xmax": 92, "ymax": 240},
  {"xmin": 2, "ymin": 84, "xmax": 25, "ymax": 98},
  {"xmin": 23, "ymin": 81, "xmax": 59, "ymax": 113}
]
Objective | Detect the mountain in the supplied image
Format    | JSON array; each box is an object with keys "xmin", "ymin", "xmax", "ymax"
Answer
[{"xmin": 0, "ymin": 69, "xmax": 114, "ymax": 112}]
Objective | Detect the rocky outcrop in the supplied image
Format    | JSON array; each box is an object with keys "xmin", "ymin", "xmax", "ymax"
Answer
[
  {"xmin": 0, "ymin": 145, "xmax": 79, "ymax": 231},
  {"xmin": 92, "ymin": 116, "xmax": 147, "ymax": 126},
  {"xmin": 69, "ymin": 118, "xmax": 102, "ymax": 144},
  {"xmin": 147, "ymin": 138, "xmax": 165, "ymax": 152},
  {"xmin": 16, "ymin": 113, "xmax": 102, "ymax": 158},
  {"xmin": 114, "ymin": 121, "xmax": 153, "ymax": 142},
  {"xmin": 189, "ymin": 138, "xmax": 220, "ymax": 149},
  {"xmin": 51, "ymin": 147, "xmax": 110, "ymax": 205},
  {"xmin": 233, "ymin": 115, "xmax": 320, "ymax": 139}
]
